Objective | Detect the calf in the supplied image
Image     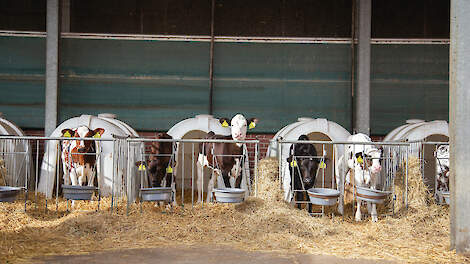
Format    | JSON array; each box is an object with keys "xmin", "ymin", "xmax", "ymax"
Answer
[
  {"xmin": 287, "ymin": 135, "xmax": 320, "ymax": 213},
  {"xmin": 196, "ymin": 114, "xmax": 258, "ymax": 203},
  {"xmin": 136, "ymin": 133, "xmax": 176, "ymax": 188},
  {"xmin": 61, "ymin": 126, "xmax": 105, "ymax": 187},
  {"xmin": 435, "ymin": 144, "xmax": 450, "ymax": 193},
  {"xmin": 336, "ymin": 133, "xmax": 383, "ymax": 222}
]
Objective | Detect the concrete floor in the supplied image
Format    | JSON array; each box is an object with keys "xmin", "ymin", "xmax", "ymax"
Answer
[{"xmin": 34, "ymin": 245, "xmax": 394, "ymax": 264}]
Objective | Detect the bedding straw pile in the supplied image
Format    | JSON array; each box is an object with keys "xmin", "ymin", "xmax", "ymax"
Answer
[{"xmin": 0, "ymin": 157, "xmax": 468, "ymax": 263}]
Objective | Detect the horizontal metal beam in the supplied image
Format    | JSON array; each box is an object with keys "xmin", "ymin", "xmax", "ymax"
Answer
[{"xmin": 0, "ymin": 30, "xmax": 451, "ymax": 44}]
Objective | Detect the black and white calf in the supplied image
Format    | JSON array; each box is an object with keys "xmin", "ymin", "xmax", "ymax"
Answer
[
  {"xmin": 287, "ymin": 135, "xmax": 322, "ymax": 213},
  {"xmin": 336, "ymin": 133, "xmax": 383, "ymax": 222}
]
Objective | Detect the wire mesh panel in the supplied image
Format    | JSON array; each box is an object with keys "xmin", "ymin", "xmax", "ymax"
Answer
[
  {"xmin": 126, "ymin": 138, "xmax": 259, "ymax": 211},
  {"xmin": 278, "ymin": 138, "xmax": 412, "ymax": 218}
]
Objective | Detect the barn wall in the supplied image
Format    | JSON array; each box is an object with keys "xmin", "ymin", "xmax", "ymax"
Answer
[
  {"xmin": 0, "ymin": 35, "xmax": 449, "ymax": 134},
  {"xmin": 371, "ymin": 44, "xmax": 449, "ymax": 134},
  {"xmin": 0, "ymin": 36, "xmax": 45, "ymax": 128}
]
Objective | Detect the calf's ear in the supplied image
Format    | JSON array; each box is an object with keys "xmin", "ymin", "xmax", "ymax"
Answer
[
  {"xmin": 92, "ymin": 128, "xmax": 105, "ymax": 138},
  {"xmin": 219, "ymin": 118, "xmax": 231, "ymax": 127},
  {"xmin": 287, "ymin": 156, "xmax": 292, "ymax": 163},
  {"xmin": 248, "ymin": 118, "xmax": 259, "ymax": 129},
  {"xmin": 61, "ymin": 129, "xmax": 74, "ymax": 137}
]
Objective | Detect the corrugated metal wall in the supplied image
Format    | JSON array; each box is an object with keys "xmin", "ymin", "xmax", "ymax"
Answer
[{"xmin": 0, "ymin": 35, "xmax": 448, "ymax": 134}]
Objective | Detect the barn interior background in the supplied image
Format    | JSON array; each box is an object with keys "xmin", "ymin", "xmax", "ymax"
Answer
[{"xmin": 0, "ymin": 0, "xmax": 449, "ymax": 140}]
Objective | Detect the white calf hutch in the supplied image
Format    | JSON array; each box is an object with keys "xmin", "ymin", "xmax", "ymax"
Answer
[
  {"xmin": 384, "ymin": 119, "xmax": 449, "ymax": 202},
  {"xmin": 37, "ymin": 114, "xmax": 142, "ymax": 201},
  {"xmin": 267, "ymin": 118, "xmax": 351, "ymax": 203},
  {"xmin": 167, "ymin": 115, "xmax": 252, "ymax": 201},
  {"xmin": 0, "ymin": 114, "xmax": 34, "ymax": 203}
]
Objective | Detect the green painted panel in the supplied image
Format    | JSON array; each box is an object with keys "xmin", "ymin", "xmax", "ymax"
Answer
[
  {"xmin": 61, "ymin": 38, "xmax": 210, "ymax": 76},
  {"xmin": 213, "ymin": 43, "xmax": 352, "ymax": 133},
  {"xmin": 0, "ymin": 36, "xmax": 45, "ymax": 75},
  {"xmin": 60, "ymin": 39, "xmax": 211, "ymax": 130},
  {"xmin": 371, "ymin": 44, "xmax": 449, "ymax": 135},
  {"xmin": 0, "ymin": 36, "xmax": 449, "ymax": 135},
  {"xmin": 0, "ymin": 36, "xmax": 45, "ymax": 128}
]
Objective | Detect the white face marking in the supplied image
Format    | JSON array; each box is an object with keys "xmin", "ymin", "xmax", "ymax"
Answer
[
  {"xmin": 230, "ymin": 114, "xmax": 247, "ymax": 141},
  {"xmin": 436, "ymin": 145, "xmax": 449, "ymax": 175},
  {"xmin": 76, "ymin": 126, "xmax": 91, "ymax": 148}
]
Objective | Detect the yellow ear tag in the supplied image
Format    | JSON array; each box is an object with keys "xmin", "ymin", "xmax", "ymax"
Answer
[
  {"xmin": 93, "ymin": 133, "xmax": 101, "ymax": 138},
  {"xmin": 166, "ymin": 166, "xmax": 173, "ymax": 174},
  {"xmin": 138, "ymin": 164, "xmax": 146, "ymax": 171},
  {"xmin": 63, "ymin": 131, "xmax": 71, "ymax": 138},
  {"xmin": 290, "ymin": 160, "xmax": 297, "ymax": 167},
  {"xmin": 357, "ymin": 156, "xmax": 364, "ymax": 164},
  {"xmin": 222, "ymin": 120, "xmax": 229, "ymax": 127},
  {"xmin": 319, "ymin": 161, "xmax": 326, "ymax": 169},
  {"xmin": 249, "ymin": 122, "xmax": 256, "ymax": 129}
]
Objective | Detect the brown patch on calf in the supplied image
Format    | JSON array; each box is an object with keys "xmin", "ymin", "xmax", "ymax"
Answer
[{"xmin": 199, "ymin": 132, "xmax": 244, "ymax": 187}]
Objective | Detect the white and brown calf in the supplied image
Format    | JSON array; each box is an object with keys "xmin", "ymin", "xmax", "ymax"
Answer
[
  {"xmin": 196, "ymin": 114, "xmax": 258, "ymax": 203},
  {"xmin": 61, "ymin": 126, "xmax": 105, "ymax": 187}
]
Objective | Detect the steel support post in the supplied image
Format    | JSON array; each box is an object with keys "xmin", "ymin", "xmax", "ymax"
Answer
[{"xmin": 450, "ymin": 0, "xmax": 470, "ymax": 254}]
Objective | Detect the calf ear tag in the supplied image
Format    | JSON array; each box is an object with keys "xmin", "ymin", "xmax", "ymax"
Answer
[
  {"xmin": 357, "ymin": 156, "xmax": 364, "ymax": 164},
  {"xmin": 290, "ymin": 160, "xmax": 297, "ymax": 167},
  {"xmin": 249, "ymin": 122, "xmax": 256, "ymax": 129},
  {"xmin": 138, "ymin": 164, "xmax": 146, "ymax": 171},
  {"xmin": 93, "ymin": 133, "xmax": 101, "ymax": 138},
  {"xmin": 166, "ymin": 166, "xmax": 173, "ymax": 174},
  {"xmin": 63, "ymin": 131, "xmax": 71, "ymax": 138},
  {"xmin": 222, "ymin": 120, "xmax": 229, "ymax": 127},
  {"xmin": 319, "ymin": 161, "xmax": 326, "ymax": 169}
]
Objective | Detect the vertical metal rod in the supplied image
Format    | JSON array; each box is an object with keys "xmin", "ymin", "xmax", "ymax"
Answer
[
  {"xmin": 140, "ymin": 143, "xmax": 144, "ymax": 214},
  {"xmin": 35, "ymin": 139, "xmax": 39, "ymax": 208},
  {"xmin": 201, "ymin": 142, "xmax": 204, "ymax": 207},
  {"xmin": 208, "ymin": 0, "xmax": 216, "ymax": 114},
  {"xmin": 291, "ymin": 144, "xmax": 295, "ymax": 206},
  {"xmin": 192, "ymin": 143, "xmax": 195, "ymax": 208},
  {"xmin": 24, "ymin": 139, "xmax": 29, "ymax": 212},
  {"xmin": 254, "ymin": 142, "xmax": 258, "ymax": 197},
  {"xmin": 405, "ymin": 144, "xmax": 409, "ymax": 209},
  {"xmin": 55, "ymin": 141, "xmax": 60, "ymax": 212},
  {"xmin": 322, "ymin": 143, "xmax": 325, "ymax": 216},
  {"xmin": 111, "ymin": 139, "xmax": 116, "ymax": 214},
  {"xmin": 45, "ymin": 140, "xmax": 50, "ymax": 212},
  {"xmin": 126, "ymin": 140, "xmax": 131, "ymax": 216},
  {"xmin": 181, "ymin": 142, "xmax": 185, "ymax": 206},
  {"xmin": 278, "ymin": 140, "xmax": 282, "ymax": 190}
]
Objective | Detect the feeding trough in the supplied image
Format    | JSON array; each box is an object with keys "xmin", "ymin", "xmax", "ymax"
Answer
[
  {"xmin": 356, "ymin": 186, "xmax": 390, "ymax": 204},
  {"xmin": 62, "ymin": 185, "xmax": 98, "ymax": 200},
  {"xmin": 307, "ymin": 188, "xmax": 340, "ymax": 206},
  {"xmin": 213, "ymin": 188, "xmax": 245, "ymax": 203},
  {"xmin": 437, "ymin": 191, "xmax": 450, "ymax": 205},
  {"xmin": 0, "ymin": 186, "xmax": 22, "ymax": 202},
  {"xmin": 140, "ymin": 187, "xmax": 173, "ymax": 202}
]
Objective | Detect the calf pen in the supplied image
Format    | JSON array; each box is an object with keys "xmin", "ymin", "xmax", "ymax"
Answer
[
  {"xmin": 276, "ymin": 138, "xmax": 452, "ymax": 218},
  {"xmin": 124, "ymin": 137, "xmax": 260, "ymax": 213}
]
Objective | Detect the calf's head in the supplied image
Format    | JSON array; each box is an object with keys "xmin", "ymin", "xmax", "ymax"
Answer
[
  {"xmin": 219, "ymin": 114, "xmax": 258, "ymax": 141},
  {"xmin": 61, "ymin": 126, "xmax": 105, "ymax": 153},
  {"xmin": 287, "ymin": 135, "xmax": 320, "ymax": 187},
  {"xmin": 136, "ymin": 132, "xmax": 174, "ymax": 187}
]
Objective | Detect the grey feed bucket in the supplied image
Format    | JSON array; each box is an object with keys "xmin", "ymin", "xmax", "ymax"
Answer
[
  {"xmin": 62, "ymin": 185, "xmax": 98, "ymax": 200},
  {"xmin": 0, "ymin": 186, "xmax": 22, "ymax": 202},
  {"xmin": 213, "ymin": 188, "xmax": 245, "ymax": 203}
]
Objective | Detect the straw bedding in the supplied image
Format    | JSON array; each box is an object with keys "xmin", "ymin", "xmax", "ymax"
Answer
[{"xmin": 0, "ymin": 157, "xmax": 468, "ymax": 263}]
